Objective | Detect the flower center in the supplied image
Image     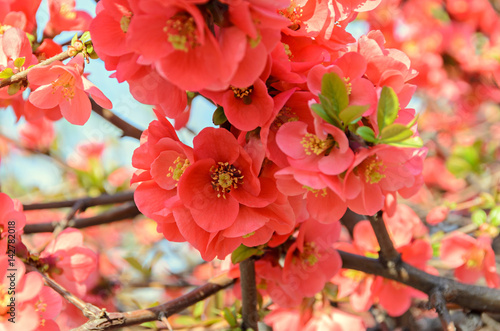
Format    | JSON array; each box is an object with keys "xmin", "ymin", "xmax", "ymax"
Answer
[
  {"xmin": 279, "ymin": 1, "xmax": 303, "ymax": 31},
  {"xmin": 164, "ymin": 13, "xmax": 198, "ymax": 52},
  {"xmin": 210, "ymin": 162, "xmax": 244, "ymax": 198},
  {"xmin": 60, "ymin": 4, "xmax": 77, "ymax": 20},
  {"xmin": 120, "ymin": 15, "xmax": 132, "ymax": 33},
  {"xmin": 167, "ymin": 156, "xmax": 190, "ymax": 182},
  {"xmin": 303, "ymin": 185, "xmax": 328, "ymax": 197},
  {"xmin": 301, "ymin": 133, "xmax": 334, "ymax": 156},
  {"xmin": 272, "ymin": 106, "xmax": 299, "ymax": 130},
  {"xmin": 299, "ymin": 242, "xmax": 320, "ymax": 267},
  {"xmin": 464, "ymin": 247, "xmax": 485, "ymax": 268},
  {"xmin": 344, "ymin": 77, "xmax": 352, "ymax": 95},
  {"xmin": 359, "ymin": 155, "xmax": 386, "ymax": 184},
  {"xmin": 0, "ymin": 285, "xmax": 11, "ymax": 317},
  {"xmin": 51, "ymin": 73, "xmax": 76, "ymax": 100},
  {"xmin": 343, "ymin": 269, "xmax": 366, "ymax": 282}
]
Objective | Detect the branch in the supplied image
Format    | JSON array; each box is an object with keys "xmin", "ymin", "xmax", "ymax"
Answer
[
  {"xmin": 0, "ymin": 50, "xmax": 72, "ymax": 88},
  {"xmin": 91, "ymin": 99, "xmax": 143, "ymax": 140},
  {"xmin": 338, "ymin": 250, "xmax": 500, "ymax": 313},
  {"xmin": 23, "ymin": 191, "xmax": 135, "ymax": 211},
  {"xmin": 240, "ymin": 258, "xmax": 259, "ymax": 330},
  {"xmin": 429, "ymin": 289, "xmax": 456, "ymax": 331},
  {"xmin": 367, "ymin": 211, "xmax": 401, "ymax": 274},
  {"xmin": 71, "ymin": 273, "xmax": 235, "ymax": 331},
  {"xmin": 23, "ymin": 202, "xmax": 140, "ymax": 234}
]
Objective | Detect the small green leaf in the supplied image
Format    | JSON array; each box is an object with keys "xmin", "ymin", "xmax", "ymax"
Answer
[
  {"xmin": 406, "ymin": 114, "xmax": 419, "ymax": 128},
  {"xmin": 472, "ymin": 209, "xmax": 487, "ymax": 226},
  {"xmin": 0, "ymin": 68, "xmax": 14, "ymax": 79},
  {"xmin": 321, "ymin": 72, "xmax": 349, "ymax": 114},
  {"xmin": 7, "ymin": 83, "xmax": 20, "ymax": 95},
  {"xmin": 193, "ymin": 300, "xmax": 205, "ymax": 318},
  {"xmin": 377, "ymin": 86, "xmax": 399, "ymax": 132},
  {"xmin": 14, "ymin": 57, "xmax": 25, "ymax": 69},
  {"xmin": 71, "ymin": 33, "xmax": 78, "ymax": 46},
  {"xmin": 231, "ymin": 245, "xmax": 263, "ymax": 264},
  {"xmin": 379, "ymin": 123, "xmax": 414, "ymax": 142},
  {"xmin": 124, "ymin": 256, "xmax": 145, "ymax": 274},
  {"xmin": 222, "ymin": 307, "xmax": 238, "ymax": 327},
  {"xmin": 386, "ymin": 136, "xmax": 423, "ymax": 148},
  {"xmin": 339, "ymin": 105, "xmax": 369, "ymax": 126},
  {"xmin": 80, "ymin": 31, "xmax": 91, "ymax": 43},
  {"xmin": 356, "ymin": 126, "xmax": 377, "ymax": 143},
  {"xmin": 213, "ymin": 106, "xmax": 227, "ymax": 125},
  {"xmin": 310, "ymin": 103, "xmax": 334, "ymax": 125},
  {"xmin": 318, "ymin": 94, "xmax": 342, "ymax": 126}
]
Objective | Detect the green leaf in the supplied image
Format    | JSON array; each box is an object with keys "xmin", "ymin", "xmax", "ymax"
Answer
[
  {"xmin": 379, "ymin": 123, "xmax": 414, "ymax": 142},
  {"xmin": 80, "ymin": 31, "xmax": 91, "ymax": 43},
  {"xmin": 222, "ymin": 307, "xmax": 238, "ymax": 327},
  {"xmin": 406, "ymin": 114, "xmax": 419, "ymax": 128},
  {"xmin": 124, "ymin": 256, "xmax": 145, "ymax": 274},
  {"xmin": 7, "ymin": 83, "xmax": 20, "ymax": 95},
  {"xmin": 318, "ymin": 94, "xmax": 342, "ymax": 126},
  {"xmin": 0, "ymin": 68, "xmax": 13, "ymax": 79},
  {"xmin": 321, "ymin": 72, "xmax": 349, "ymax": 114},
  {"xmin": 231, "ymin": 245, "xmax": 263, "ymax": 264},
  {"xmin": 310, "ymin": 103, "xmax": 334, "ymax": 124},
  {"xmin": 356, "ymin": 126, "xmax": 377, "ymax": 143},
  {"xmin": 339, "ymin": 105, "xmax": 369, "ymax": 126},
  {"xmin": 386, "ymin": 136, "xmax": 423, "ymax": 148},
  {"xmin": 71, "ymin": 33, "xmax": 78, "ymax": 46},
  {"xmin": 212, "ymin": 106, "xmax": 227, "ymax": 125},
  {"xmin": 193, "ymin": 300, "xmax": 205, "ymax": 318},
  {"xmin": 14, "ymin": 57, "xmax": 25, "ymax": 69},
  {"xmin": 377, "ymin": 86, "xmax": 399, "ymax": 132}
]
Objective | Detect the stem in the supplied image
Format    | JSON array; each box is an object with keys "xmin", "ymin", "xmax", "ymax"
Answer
[
  {"xmin": 240, "ymin": 258, "xmax": 259, "ymax": 331},
  {"xmin": 0, "ymin": 50, "xmax": 72, "ymax": 88},
  {"xmin": 91, "ymin": 99, "xmax": 143, "ymax": 140},
  {"xmin": 23, "ymin": 191, "xmax": 135, "ymax": 211},
  {"xmin": 71, "ymin": 273, "xmax": 235, "ymax": 331},
  {"xmin": 367, "ymin": 211, "xmax": 400, "ymax": 270}
]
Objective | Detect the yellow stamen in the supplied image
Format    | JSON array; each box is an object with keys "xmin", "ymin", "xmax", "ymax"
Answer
[
  {"xmin": 210, "ymin": 162, "xmax": 244, "ymax": 198},
  {"xmin": 301, "ymin": 133, "xmax": 334, "ymax": 156},
  {"xmin": 163, "ymin": 13, "xmax": 198, "ymax": 52}
]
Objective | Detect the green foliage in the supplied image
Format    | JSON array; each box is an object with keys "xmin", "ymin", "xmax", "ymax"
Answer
[
  {"xmin": 355, "ymin": 126, "xmax": 376, "ymax": 143},
  {"xmin": 339, "ymin": 105, "xmax": 369, "ymax": 126},
  {"xmin": 377, "ymin": 86, "xmax": 399, "ymax": 132},
  {"xmin": 231, "ymin": 245, "xmax": 264, "ymax": 264},
  {"xmin": 446, "ymin": 142, "xmax": 483, "ymax": 178},
  {"xmin": 213, "ymin": 106, "xmax": 228, "ymax": 125}
]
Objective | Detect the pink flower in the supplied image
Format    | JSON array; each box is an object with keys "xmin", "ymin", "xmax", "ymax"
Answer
[
  {"xmin": 344, "ymin": 145, "xmax": 426, "ymax": 215},
  {"xmin": 18, "ymin": 118, "xmax": 55, "ymax": 151},
  {"xmin": 28, "ymin": 54, "xmax": 113, "ymax": 125},
  {"xmin": 0, "ymin": 193, "xmax": 25, "ymax": 255},
  {"xmin": 40, "ymin": 228, "xmax": 98, "ymax": 296},
  {"xmin": 440, "ymin": 232, "xmax": 499, "ymax": 288},
  {"xmin": 44, "ymin": 0, "xmax": 92, "ymax": 37},
  {"xmin": 426, "ymin": 206, "xmax": 449, "ymax": 225}
]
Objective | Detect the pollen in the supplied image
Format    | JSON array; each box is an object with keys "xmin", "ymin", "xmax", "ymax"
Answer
[
  {"xmin": 272, "ymin": 106, "xmax": 299, "ymax": 130},
  {"xmin": 360, "ymin": 155, "xmax": 386, "ymax": 184},
  {"xmin": 120, "ymin": 15, "xmax": 132, "ymax": 33},
  {"xmin": 60, "ymin": 4, "xmax": 77, "ymax": 20},
  {"xmin": 231, "ymin": 86, "xmax": 253, "ymax": 99},
  {"xmin": 300, "ymin": 242, "xmax": 320, "ymax": 267},
  {"xmin": 344, "ymin": 77, "xmax": 352, "ymax": 95},
  {"xmin": 164, "ymin": 13, "xmax": 198, "ymax": 52},
  {"xmin": 302, "ymin": 185, "xmax": 328, "ymax": 197},
  {"xmin": 464, "ymin": 248, "xmax": 485, "ymax": 269},
  {"xmin": 51, "ymin": 73, "xmax": 76, "ymax": 101},
  {"xmin": 167, "ymin": 157, "xmax": 190, "ymax": 182},
  {"xmin": 210, "ymin": 162, "xmax": 244, "ymax": 199},
  {"xmin": 279, "ymin": 1, "xmax": 303, "ymax": 31},
  {"xmin": 0, "ymin": 286, "xmax": 11, "ymax": 316},
  {"xmin": 301, "ymin": 133, "xmax": 334, "ymax": 156}
]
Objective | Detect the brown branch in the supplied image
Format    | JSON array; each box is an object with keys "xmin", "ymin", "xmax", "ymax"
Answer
[
  {"xmin": 367, "ymin": 211, "xmax": 401, "ymax": 273},
  {"xmin": 91, "ymin": 99, "xmax": 143, "ymax": 140},
  {"xmin": 23, "ymin": 191, "xmax": 135, "ymax": 211},
  {"xmin": 0, "ymin": 50, "xmax": 72, "ymax": 88},
  {"xmin": 429, "ymin": 290, "xmax": 456, "ymax": 331},
  {"xmin": 71, "ymin": 273, "xmax": 235, "ymax": 331},
  {"xmin": 338, "ymin": 250, "xmax": 500, "ymax": 313},
  {"xmin": 240, "ymin": 258, "xmax": 259, "ymax": 331},
  {"xmin": 23, "ymin": 202, "xmax": 140, "ymax": 234}
]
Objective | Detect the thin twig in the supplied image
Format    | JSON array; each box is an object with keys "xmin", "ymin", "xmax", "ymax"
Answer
[
  {"xmin": 0, "ymin": 50, "xmax": 72, "ymax": 88},
  {"xmin": 240, "ymin": 258, "xmax": 259, "ymax": 331},
  {"xmin": 91, "ymin": 99, "xmax": 143, "ymax": 140},
  {"xmin": 23, "ymin": 202, "xmax": 140, "ymax": 234},
  {"xmin": 71, "ymin": 273, "xmax": 235, "ymax": 331},
  {"xmin": 23, "ymin": 191, "xmax": 135, "ymax": 211},
  {"xmin": 429, "ymin": 289, "xmax": 456, "ymax": 331}
]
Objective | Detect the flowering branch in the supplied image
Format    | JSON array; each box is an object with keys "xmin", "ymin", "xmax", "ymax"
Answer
[
  {"xmin": 429, "ymin": 289, "xmax": 456, "ymax": 331},
  {"xmin": 91, "ymin": 99, "xmax": 143, "ymax": 140},
  {"xmin": 0, "ymin": 50, "xmax": 72, "ymax": 88},
  {"xmin": 240, "ymin": 258, "xmax": 259, "ymax": 330},
  {"xmin": 23, "ymin": 202, "xmax": 140, "ymax": 234},
  {"xmin": 338, "ymin": 250, "xmax": 500, "ymax": 312},
  {"xmin": 71, "ymin": 273, "xmax": 235, "ymax": 331}
]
